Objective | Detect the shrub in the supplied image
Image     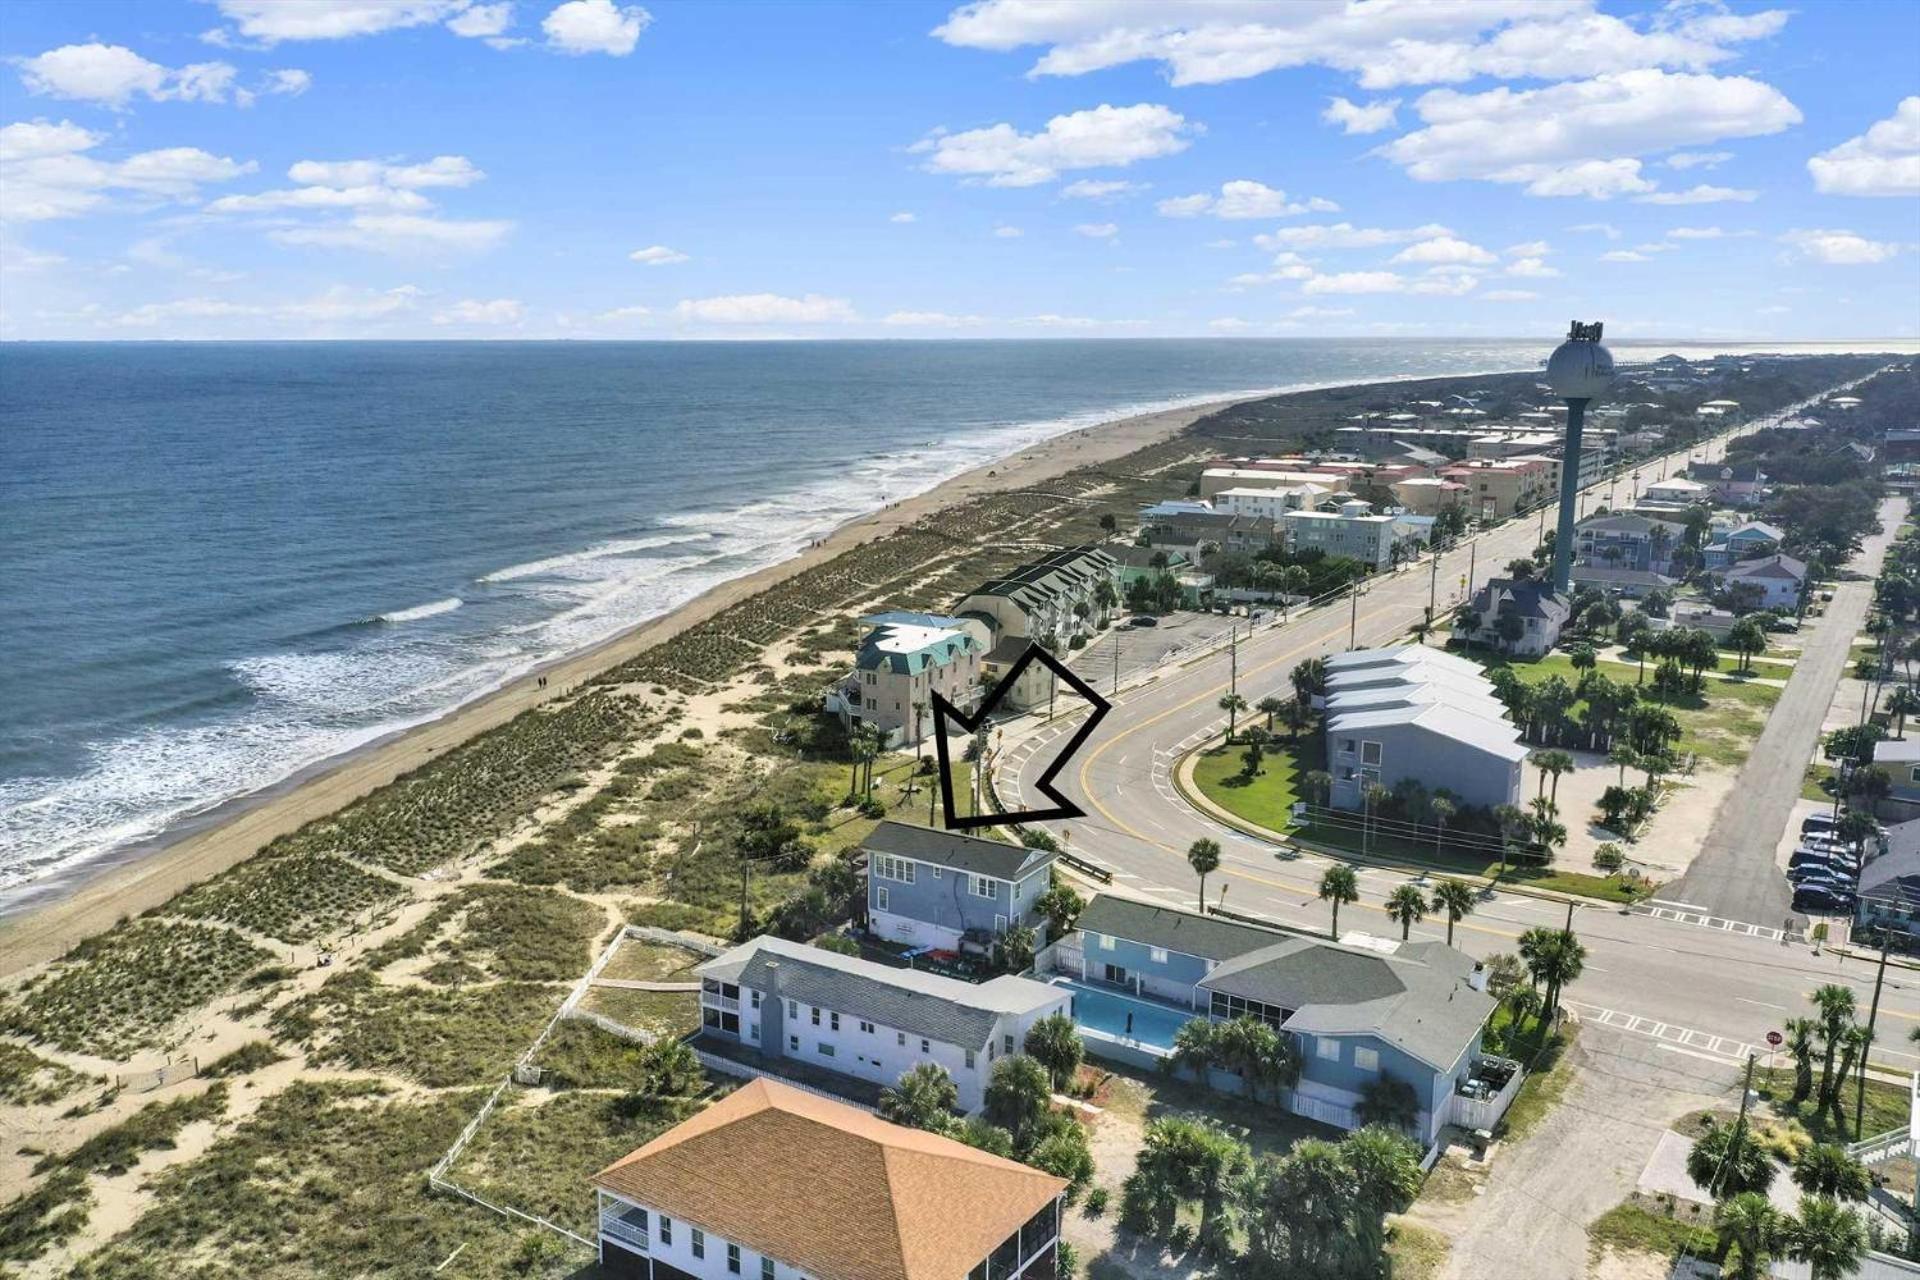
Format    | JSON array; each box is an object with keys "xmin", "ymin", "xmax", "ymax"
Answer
[
  {"xmin": 1083, "ymin": 1186, "xmax": 1109, "ymax": 1217},
  {"xmin": 201, "ymin": 1041, "xmax": 287, "ymax": 1079}
]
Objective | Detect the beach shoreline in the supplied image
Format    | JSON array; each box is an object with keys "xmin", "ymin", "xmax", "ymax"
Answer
[{"xmin": 0, "ymin": 389, "xmax": 1255, "ymax": 976}]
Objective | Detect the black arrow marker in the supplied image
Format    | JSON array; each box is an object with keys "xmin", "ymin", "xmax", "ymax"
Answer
[{"xmin": 931, "ymin": 641, "xmax": 1111, "ymax": 831}]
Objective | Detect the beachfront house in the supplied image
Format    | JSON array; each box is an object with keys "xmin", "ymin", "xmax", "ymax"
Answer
[
  {"xmin": 825, "ymin": 611, "xmax": 986, "ymax": 749},
  {"xmin": 1711, "ymin": 553, "xmax": 1807, "ymax": 613},
  {"xmin": 694, "ymin": 935, "xmax": 1069, "ymax": 1114},
  {"xmin": 1141, "ymin": 509, "xmax": 1277, "ymax": 559},
  {"xmin": 592, "ymin": 1078, "xmax": 1066, "ymax": 1280},
  {"xmin": 952, "ymin": 545, "xmax": 1120, "ymax": 712},
  {"xmin": 1459, "ymin": 578, "xmax": 1570, "ymax": 657},
  {"xmin": 863, "ymin": 820, "xmax": 1057, "ymax": 952},
  {"xmin": 1062, "ymin": 896, "xmax": 1501, "ymax": 1144},
  {"xmin": 1319, "ymin": 647, "xmax": 1526, "ymax": 812},
  {"xmin": 1574, "ymin": 512, "xmax": 1683, "ymax": 574}
]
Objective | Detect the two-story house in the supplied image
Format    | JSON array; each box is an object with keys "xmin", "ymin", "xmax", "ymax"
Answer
[
  {"xmin": 1070, "ymin": 896, "xmax": 1498, "ymax": 1144},
  {"xmin": 593, "ymin": 1077, "xmax": 1066, "ymax": 1280},
  {"xmin": 1687, "ymin": 459, "xmax": 1766, "ymax": 505},
  {"xmin": 864, "ymin": 820, "xmax": 1057, "ymax": 952},
  {"xmin": 1461, "ymin": 577, "xmax": 1570, "ymax": 657},
  {"xmin": 1712, "ymin": 553, "xmax": 1807, "ymax": 613},
  {"xmin": 1573, "ymin": 512, "xmax": 1683, "ymax": 574},
  {"xmin": 1702, "ymin": 520, "xmax": 1785, "ymax": 568},
  {"xmin": 694, "ymin": 935, "xmax": 1069, "ymax": 1113}
]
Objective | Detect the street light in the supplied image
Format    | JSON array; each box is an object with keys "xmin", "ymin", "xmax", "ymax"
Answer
[{"xmin": 1545, "ymin": 321, "xmax": 1615, "ymax": 596}]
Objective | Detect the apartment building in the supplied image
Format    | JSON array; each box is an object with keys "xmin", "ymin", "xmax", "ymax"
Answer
[
  {"xmin": 1281, "ymin": 500, "xmax": 1427, "ymax": 571},
  {"xmin": 825, "ymin": 612, "xmax": 985, "ymax": 748},
  {"xmin": 952, "ymin": 545, "xmax": 1119, "ymax": 711},
  {"xmin": 1438, "ymin": 458, "xmax": 1555, "ymax": 519}
]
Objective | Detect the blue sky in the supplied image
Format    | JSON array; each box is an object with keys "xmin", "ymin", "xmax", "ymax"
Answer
[{"xmin": 2, "ymin": 0, "xmax": 1916, "ymax": 340}]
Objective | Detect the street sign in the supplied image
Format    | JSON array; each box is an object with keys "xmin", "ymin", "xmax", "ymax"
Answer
[{"xmin": 1766, "ymin": 1031, "xmax": 1783, "ymax": 1047}]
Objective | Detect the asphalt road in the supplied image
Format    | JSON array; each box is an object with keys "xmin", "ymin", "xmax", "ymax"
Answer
[
  {"xmin": 998, "ymin": 389, "xmax": 1920, "ymax": 1072},
  {"xmin": 1665, "ymin": 495, "xmax": 1908, "ymax": 926}
]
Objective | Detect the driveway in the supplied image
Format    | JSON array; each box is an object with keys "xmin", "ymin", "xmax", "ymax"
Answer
[{"xmin": 1665, "ymin": 496, "xmax": 1908, "ymax": 928}]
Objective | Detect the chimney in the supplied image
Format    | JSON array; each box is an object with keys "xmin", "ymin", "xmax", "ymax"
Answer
[{"xmin": 1467, "ymin": 961, "xmax": 1488, "ymax": 993}]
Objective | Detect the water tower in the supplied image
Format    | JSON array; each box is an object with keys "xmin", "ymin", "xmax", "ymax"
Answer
[{"xmin": 1545, "ymin": 321, "xmax": 1614, "ymax": 595}]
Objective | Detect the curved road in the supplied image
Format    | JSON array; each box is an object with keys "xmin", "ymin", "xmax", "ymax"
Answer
[{"xmin": 1000, "ymin": 398, "xmax": 1920, "ymax": 1072}]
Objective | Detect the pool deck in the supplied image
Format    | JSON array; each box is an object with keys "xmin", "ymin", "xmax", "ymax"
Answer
[{"xmin": 1047, "ymin": 975, "xmax": 1200, "ymax": 1060}]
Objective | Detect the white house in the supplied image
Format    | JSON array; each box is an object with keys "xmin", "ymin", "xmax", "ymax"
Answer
[
  {"xmin": 1715, "ymin": 553, "xmax": 1808, "ymax": 612},
  {"xmin": 694, "ymin": 935, "xmax": 1069, "ymax": 1114},
  {"xmin": 592, "ymin": 1077, "xmax": 1066, "ymax": 1280},
  {"xmin": 825, "ymin": 612, "xmax": 986, "ymax": 748}
]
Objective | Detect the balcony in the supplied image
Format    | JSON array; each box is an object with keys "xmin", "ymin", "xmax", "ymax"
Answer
[{"xmin": 599, "ymin": 1210, "xmax": 651, "ymax": 1254}]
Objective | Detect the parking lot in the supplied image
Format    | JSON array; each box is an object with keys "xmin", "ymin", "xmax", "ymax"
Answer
[{"xmin": 1068, "ymin": 609, "xmax": 1263, "ymax": 694}]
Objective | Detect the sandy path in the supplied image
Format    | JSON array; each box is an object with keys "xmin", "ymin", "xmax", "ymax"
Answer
[{"xmin": 0, "ymin": 398, "xmax": 1235, "ymax": 978}]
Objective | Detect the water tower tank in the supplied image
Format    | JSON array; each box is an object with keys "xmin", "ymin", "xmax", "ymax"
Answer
[{"xmin": 1546, "ymin": 321, "xmax": 1615, "ymax": 401}]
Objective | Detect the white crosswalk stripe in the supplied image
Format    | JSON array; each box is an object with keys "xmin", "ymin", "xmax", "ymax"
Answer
[
  {"xmin": 1630, "ymin": 904, "xmax": 1795, "ymax": 942},
  {"xmin": 1565, "ymin": 1000, "xmax": 1758, "ymax": 1064}
]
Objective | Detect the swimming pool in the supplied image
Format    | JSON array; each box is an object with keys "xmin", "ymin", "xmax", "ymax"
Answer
[{"xmin": 1052, "ymin": 978, "xmax": 1197, "ymax": 1051}]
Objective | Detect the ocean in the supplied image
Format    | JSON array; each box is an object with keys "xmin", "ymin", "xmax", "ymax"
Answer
[{"xmin": 0, "ymin": 337, "xmax": 1882, "ymax": 906}]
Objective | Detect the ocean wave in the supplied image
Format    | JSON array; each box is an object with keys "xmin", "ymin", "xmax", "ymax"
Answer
[
  {"xmin": 477, "ymin": 533, "xmax": 712, "ymax": 583},
  {"xmin": 375, "ymin": 597, "xmax": 463, "ymax": 623}
]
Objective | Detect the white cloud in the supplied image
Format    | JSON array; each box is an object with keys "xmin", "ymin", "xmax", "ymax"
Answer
[
  {"xmin": 1505, "ymin": 257, "xmax": 1560, "ymax": 278},
  {"xmin": 266, "ymin": 68, "xmax": 313, "ymax": 95},
  {"xmin": 1633, "ymin": 184, "xmax": 1758, "ymax": 204},
  {"xmin": 992, "ymin": 225, "xmax": 1023, "ymax": 238},
  {"xmin": 1228, "ymin": 251, "xmax": 1316, "ymax": 286},
  {"xmin": 1568, "ymin": 222, "xmax": 1622, "ymax": 239},
  {"xmin": 211, "ymin": 0, "xmax": 468, "ymax": 42},
  {"xmin": 1758, "ymin": 304, "xmax": 1789, "ymax": 315},
  {"xmin": 1600, "ymin": 249, "xmax": 1650, "ymax": 262},
  {"xmin": 1253, "ymin": 222, "xmax": 1450, "ymax": 251},
  {"xmin": 629, "ymin": 244, "xmax": 688, "ymax": 265},
  {"xmin": 543, "ymin": 0, "xmax": 652, "ymax": 55},
  {"xmin": 1321, "ymin": 96, "xmax": 1399, "ymax": 135},
  {"xmin": 448, "ymin": 2, "xmax": 514, "ymax": 37},
  {"xmin": 271, "ymin": 213, "xmax": 513, "ymax": 253},
  {"xmin": 1300, "ymin": 270, "xmax": 1477, "ymax": 296},
  {"xmin": 1504, "ymin": 240, "xmax": 1550, "ymax": 257},
  {"xmin": 889, "ymin": 211, "xmax": 917, "ymax": 223},
  {"xmin": 1664, "ymin": 150, "xmax": 1731, "ymax": 170},
  {"xmin": 931, "ymin": 2, "xmax": 1791, "ymax": 91},
  {"xmin": 672, "ymin": 293, "xmax": 856, "ymax": 324},
  {"xmin": 1074, "ymin": 222, "xmax": 1118, "ymax": 239},
  {"xmin": 882, "ymin": 310, "xmax": 988, "ymax": 327},
  {"xmin": 1, "ymin": 122, "xmax": 255, "ymax": 222},
  {"xmin": 598, "ymin": 304, "xmax": 652, "ymax": 321},
  {"xmin": 1060, "ymin": 178, "xmax": 1145, "ymax": 200},
  {"xmin": 108, "ymin": 284, "xmax": 425, "ymax": 330},
  {"xmin": 1808, "ymin": 97, "xmax": 1920, "ymax": 198},
  {"xmin": 1204, "ymin": 238, "xmax": 1236, "ymax": 249},
  {"xmin": 208, "ymin": 184, "xmax": 431, "ymax": 213},
  {"xmin": 1379, "ymin": 70, "xmax": 1800, "ymax": 198},
  {"xmin": 207, "ymin": 155, "xmax": 484, "ymax": 216},
  {"xmin": 434, "ymin": 297, "xmax": 523, "ymax": 325},
  {"xmin": 1156, "ymin": 180, "xmax": 1337, "ymax": 219},
  {"xmin": 1390, "ymin": 235, "xmax": 1495, "ymax": 266},
  {"xmin": 15, "ymin": 43, "xmax": 257, "ymax": 107},
  {"xmin": 913, "ymin": 103, "xmax": 1193, "ymax": 187},
  {"xmin": 1287, "ymin": 306, "xmax": 1354, "ymax": 318},
  {"xmin": 1208, "ymin": 317, "xmax": 1252, "ymax": 332},
  {"xmin": 1666, "ymin": 226, "xmax": 1754, "ymax": 240},
  {"xmin": 1779, "ymin": 228, "xmax": 1901, "ymax": 266},
  {"xmin": 1481, "ymin": 289, "xmax": 1539, "ymax": 302}
]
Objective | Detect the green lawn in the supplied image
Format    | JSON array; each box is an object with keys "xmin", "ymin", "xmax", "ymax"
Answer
[
  {"xmin": 1803, "ymin": 762, "xmax": 1838, "ymax": 803},
  {"xmin": 1190, "ymin": 735, "xmax": 1314, "ymax": 832},
  {"xmin": 1588, "ymin": 1202, "xmax": 1717, "ymax": 1262},
  {"xmin": 1756, "ymin": 1066, "xmax": 1910, "ymax": 1144}
]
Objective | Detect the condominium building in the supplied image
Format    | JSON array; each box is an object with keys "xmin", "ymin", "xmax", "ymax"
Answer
[
  {"xmin": 953, "ymin": 545, "xmax": 1120, "ymax": 711},
  {"xmin": 592, "ymin": 1078, "xmax": 1065, "ymax": 1280},
  {"xmin": 825, "ymin": 611, "xmax": 985, "ymax": 748},
  {"xmin": 1438, "ymin": 458, "xmax": 1555, "ymax": 519},
  {"xmin": 1281, "ymin": 500, "xmax": 1427, "ymax": 570}
]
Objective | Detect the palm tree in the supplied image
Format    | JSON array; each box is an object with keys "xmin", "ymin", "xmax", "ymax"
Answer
[
  {"xmin": 1303, "ymin": 769, "xmax": 1333, "ymax": 808},
  {"xmin": 1256, "ymin": 695, "xmax": 1285, "ymax": 732},
  {"xmin": 1886, "ymin": 683, "xmax": 1920, "ymax": 738},
  {"xmin": 1810, "ymin": 984, "xmax": 1857, "ymax": 1115},
  {"xmin": 911, "ymin": 699, "xmax": 928, "ymax": 752},
  {"xmin": 1385, "ymin": 883, "xmax": 1427, "ymax": 939},
  {"xmin": 1713, "ymin": 1191, "xmax": 1785, "ymax": 1279},
  {"xmin": 1362, "ymin": 782, "xmax": 1391, "ymax": 854},
  {"xmin": 1318, "ymin": 864, "xmax": 1359, "ymax": 938},
  {"xmin": 1429, "ymin": 878, "xmax": 1477, "ymax": 946},
  {"xmin": 1608, "ymin": 742, "xmax": 1639, "ymax": 786},
  {"xmin": 1784, "ymin": 1017, "xmax": 1818, "ymax": 1105},
  {"xmin": 879, "ymin": 1062, "xmax": 959, "ymax": 1131},
  {"xmin": 1428, "ymin": 795, "xmax": 1456, "ymax": 857},
  {"xmin": 1791, "ymin": 1145, "xmax": 1871, "ymax": 1203},
  {"xmin": 1786, "ymin": 1194, "xmax": 1867, "ymax": 1280},
  {"xmin": 1187, "ymin": 838, "xmax": 1222, "ymax": 913},
  {"xmin": 1341, "ymin": 1126, "xmax": 1422, "ymax": 1264},
  {"xmin": 1218, "ymin": 692, "xmax": 1248, "ymax": 742},
  {"xmin": 1535, "ymin": 749, "xmax": 1575, "ymax": 804},
  {"xmin": 1518, "ymin": 927, "xmax": 1586, "ymax": 1021},
  {"xmin": 1505, "ymin": 984, "xmax": 1543, "ymax": 1041}
]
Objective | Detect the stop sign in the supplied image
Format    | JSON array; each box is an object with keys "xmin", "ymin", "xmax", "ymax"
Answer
[{"xmin": 1766, "ymin": 1031, "xmax": 1784, "ymax": 1047}]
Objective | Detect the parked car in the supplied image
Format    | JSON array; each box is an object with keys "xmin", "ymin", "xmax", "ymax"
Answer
[
  {"xmin": 1128, "ymin": 615, "xmax": 1159, "ymax": 628},
  {"xmin": 1801, "ymin": 813, "xmax": 1838, "ymax": 836},
  {"xmin": 1794, "ymin": 886, "xmax": 1853, "ymax": 913}
]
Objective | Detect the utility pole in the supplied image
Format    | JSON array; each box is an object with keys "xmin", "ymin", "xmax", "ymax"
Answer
[
  {"xmin": 1428, "ymin": 549, "xmax": 1439, "ymax": 636},
  {"xmin": 1467, "ymin": 540, "xmax": 1477, "ymax": 597},
  {"xmin": 1857, "ymin": 930, "xmax": 1891, "ymax": 1140},
  {"xmin": 1229, "ymin": 624, "xmax": 1239, "ymax": 696},
  {"xmin": 1348, "ymin": 580, "xmax": 1360, "ymax": 650},
  {"xmin": 1112, "ymin": 633, "xmax": 1120, "ymax": 697}
]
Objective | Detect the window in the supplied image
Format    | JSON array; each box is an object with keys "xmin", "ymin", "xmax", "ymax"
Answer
[
  {"xmin": 788, "ymin": 1035, "xmax": 799, "ymax": 1052},
  {"xmin": 874, "ymin": 884, "xmax": 888, "ymax": 911},
  {"xmin": 1098, "ymin": 933, "xmax": 1115, "ymax": 951},
  {"xmin": 1354, "ymin": 1047, "xmax": 1379, "ymax": 1072},
  {"xmin": 921, "ymin": 1038, "xmax": 931, "ymax": 1054},
  {"xmin": 830, "ymin": 1011, "xmax": 840, "ymax": 1031},
  {"xmin": 819, "ymin": 1043, "xmax": 835, "ymax": 1057},
  {"xmin": 1003, "ymin": 1033, "xmax": 1014, "ymax": 1055},
  {"xmin": 873, "ymin": 854, "xmax": 916, "ymax": 884},
  {"xmin": 860, "ymin": 1020, "xmax": 875, "ymax": 1034},
  {"xmin": 932, "ymin": 867, "xmax": 942, "ymax": 878},
  {"xmin": 972, "ymin": 875, "xmax": 998, "ymax": 900},
  {"xmin": 1149, "ymin": 947, "xmax": 1168, "ymax": 964},
  {"xmin": 1910, "ymin": 766, "xmax": 1920, "ymax": 784},
  {"xmin": 750, "ymin": 990, "xmax": 761, "ymax": 1009},
  {"xmin": 728, "ymin": 1244, "xmax": 741, "ymax": 1274},
  {"xmin": 749, "ymin": 1023, "xmax": 759, "ymax": 1040},
  {"xmin": 1360, "ymin": 741, "xmax": 1382, "ymax": 766},
  {"xmin": 965, "ymin": 1049, "xmax": 975, "ymax": 1069},
  {"xmin": 811, "ymin": 1006, "xmax": 820, "ymax": 1026},
  {"xmin": 692, "ymin": 1229, "xmax": 706, "ymax": 1259},
  {"xmin": 787, "ymin": 1000, "xmax": 797, "ymax": 1019},
  {"xmin": 660, "ymin": 1217, "xmax": 673, "ymax": 1246},
  {"xmin": 762, "ymin": 1259, "xmax": 776, "ymax": 1280},
  {"xmin": 897, "ymin": 1031, "xmax": 907, "ymax": 1046},
  {"xmin": 1340, "ymin": 738, "xmax": 1356, "ymax": 754},
  {"xmin": 1317, "ymin": 1039, "xmax": 1341, "ymax": 1062}
]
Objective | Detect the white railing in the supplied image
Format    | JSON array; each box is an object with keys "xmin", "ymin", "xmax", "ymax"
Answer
[{"xmin": 598, "ymin": 1211, "xmax": 651, "ymax": 1253}]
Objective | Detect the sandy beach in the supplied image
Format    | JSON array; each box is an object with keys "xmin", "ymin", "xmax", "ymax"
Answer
[{"xmin": 0, "ymin": 393, "xmax": 1245, "ymax": 977}]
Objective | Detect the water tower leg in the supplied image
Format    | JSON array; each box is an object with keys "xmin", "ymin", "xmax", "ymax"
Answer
[{"xmin": 1551, "ymin": 398, "xmax": 1588, "ymax": 596}]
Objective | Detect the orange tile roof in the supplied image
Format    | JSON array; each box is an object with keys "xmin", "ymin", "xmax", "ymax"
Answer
[{"xmin": 591, "ymin": 1078, "xmax": 1065, "ymax": 1280}]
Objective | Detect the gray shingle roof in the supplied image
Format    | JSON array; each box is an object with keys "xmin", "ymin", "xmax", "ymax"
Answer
[
  {"xmin": 700, "ymin": 936, "xmax": 1062, "ymax": 1051},
  {"xmin": 1076, "ymin": 897, "xmax": 1494, "ymax": 1073},
  {"xmin": 862, "ymin": 820, "xmax": 1053, "ymax": 881}
]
